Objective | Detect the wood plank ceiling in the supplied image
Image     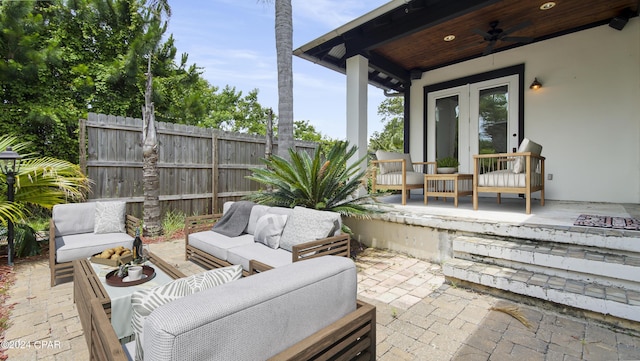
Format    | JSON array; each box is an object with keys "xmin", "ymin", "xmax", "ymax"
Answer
[{"xmin": 294, "ymin": 0, "xmax": 639, "ymax": 92}]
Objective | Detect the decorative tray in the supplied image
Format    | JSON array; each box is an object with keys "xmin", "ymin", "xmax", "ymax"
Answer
[{"xmin": 105, "ymin": 265, "xmax": 156, "ymax": 287}]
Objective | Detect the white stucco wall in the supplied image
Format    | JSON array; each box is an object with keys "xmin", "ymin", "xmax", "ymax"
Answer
[{"xmin": 409, "ymin": 19, "xmax": 640, "ymax": 203}]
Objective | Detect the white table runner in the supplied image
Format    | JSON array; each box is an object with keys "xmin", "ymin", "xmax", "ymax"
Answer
[{"xmin": 90, "ymin": 261, "xmax": 174, "ymax": 339}]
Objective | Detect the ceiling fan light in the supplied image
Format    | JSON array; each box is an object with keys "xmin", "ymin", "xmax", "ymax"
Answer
[{"xmin": 539, "ymin": 2, "xmax": 556, "ymax": 10}]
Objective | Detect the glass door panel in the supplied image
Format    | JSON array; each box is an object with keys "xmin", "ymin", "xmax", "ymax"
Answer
[
  {"xmin": 478, "ymin": 85, "xmax": 509, "ymax": 155},
  {"xmin": 435, "ymin": 96, "xmax": 459, "ymax": 160}
]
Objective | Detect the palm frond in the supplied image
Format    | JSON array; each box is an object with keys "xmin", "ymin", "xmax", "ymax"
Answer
[{"xmin": 245, "ymin": 141, "xmax": 382, "ymax": 218}]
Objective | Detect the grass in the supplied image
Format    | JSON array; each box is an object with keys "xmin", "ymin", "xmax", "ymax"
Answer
[{"xmin": 162, "ymin": 209, "xmax": 186, "ymax": 239}]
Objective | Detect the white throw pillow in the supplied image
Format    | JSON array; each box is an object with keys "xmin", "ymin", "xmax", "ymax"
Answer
[
  {"xmin": 94, "ymin": 201, "xmax": 126, "ymax": 234},
  {"xmin": 254, "ymin": 214, "xmax": 288, "ymax": 249},
  {"xmin": 512, "ymin": 138, "xmax": 543, "ymax": 174},
  {"xmin": 279, "ymin": 206, "xmax": 341, "ymax": 252},
  {"xmin": 130, "ymin": 265, "xmax": 242, "ymax": 361}
]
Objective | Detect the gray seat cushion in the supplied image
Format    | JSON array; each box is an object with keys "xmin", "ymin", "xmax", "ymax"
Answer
[
  {"xmin": 55, "ymin": 233, "xmax": 134, "ymax": 263},
  {"xmin": 52, "ymin": 202, "xmax": 96, "ymax": 236},
  {"xmin": 226, "ymin": 243, "xmax": 292, "ymax": 271},
  {"xmin": 188, "ymin": 231, "xmax": 254, "ymax": 261},
  {"xmin": 143, "ymin": 256, "xmax": 357, "ymax": 361}
]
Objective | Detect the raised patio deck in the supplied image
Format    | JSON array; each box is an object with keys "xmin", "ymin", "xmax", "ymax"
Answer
[{"xmin": 346, "ymin": 192, "xmax": 640, "ymax": 330}]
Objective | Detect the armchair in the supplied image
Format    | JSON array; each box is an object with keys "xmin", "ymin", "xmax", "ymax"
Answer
[
  {"xmin": 472, "ymin": 138, "xmax": 545, "ymax": 214},
  {"xmin": 371, "ymin": 150, "xmax": 437, "ymax": 205}
]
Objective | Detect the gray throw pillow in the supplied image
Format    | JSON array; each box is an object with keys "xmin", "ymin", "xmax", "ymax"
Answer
[
  {"xmin": 253, "ymin": 214, "xmax": 288, "ymax": 249},
  {"xmin": 130, "ymin": 265, "xmax": 242, "ymax": 361},
  {"xmin": 94, "ymin": 201, "xmax": 126, "ymax": 234},
  {"xmin": 279, "ymin": 206, "xmax": 341, "ymax": 252}
]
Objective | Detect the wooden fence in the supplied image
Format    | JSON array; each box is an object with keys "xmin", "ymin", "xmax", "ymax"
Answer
[{"xmin": 80, "ymin": 113, "xmax": 316, "ymax": 217}]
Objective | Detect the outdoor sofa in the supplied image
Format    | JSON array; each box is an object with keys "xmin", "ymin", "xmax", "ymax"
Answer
[
  {"xmin": 49, "ymin": 201, "xmax": 140, "ymax": 286},
  {"xmin": 185, "ymin": 201, "xmax": 350, "ymax": 275},
  {"xmin": 88, "ymin": 256, "xmax": 376, "ymax": 361}
]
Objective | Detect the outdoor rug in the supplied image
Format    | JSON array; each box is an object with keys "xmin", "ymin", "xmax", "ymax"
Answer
[{"xmin": 574, "ymin": 214, "xmax": 640, "ymax": 231}]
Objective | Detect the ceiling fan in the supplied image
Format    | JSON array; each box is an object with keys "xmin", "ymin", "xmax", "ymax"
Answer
[{"xmin": 473, "ymin": 20, "xmax": 534, "ymax": 55}]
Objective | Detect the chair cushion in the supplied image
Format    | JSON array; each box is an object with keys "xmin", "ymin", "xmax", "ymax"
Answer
[
  {"xmin": 227, "ymin": 243, "xmax": 293, "ymax": 271},
  {"xmin": 52, "ymin": 202, "xmax": 96, "ymax": 236},
  {"xmin": 253, "ymin": 214, "xmax": 288, "ymax": 249},
  {"xmin": 188, "ymin": 231, "xmax": 254, "ymax": 261},
  {"xmin": 94, "ymin": 201, "xmax": 126, "ymax": 234},
  {"xmin": 478, "ymin": 169, "xmax": 542, "ymax": 188},
  {"xmin": 131, "ymin": 265, "xmax": 242, "ymax": 361},
  {"xmin": 55, "ymin": 233, "xmax": 134, "ymax": 263},
  {"xmin": 279, "ymin": 206, "xmax": 341, "ymax": 252},
  {"xmin": 376, "ymin": 171, "xmax": 424, "ymax": 186},
  {"xmin": 513, "ymin": 138, "xmax": 542, "ymax": 173},
  {"xmin": 375, "ymin": 150, "xmax": 413, "ymax": 174}
]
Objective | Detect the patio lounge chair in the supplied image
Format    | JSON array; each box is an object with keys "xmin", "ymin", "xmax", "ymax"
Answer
[
  {"xmin": 473, "ymin": 138, "xmax": 545, "ymax": 214},
  {"xmin": 371, "ymin": 150, "xmax": 436, "ymax": 205}
]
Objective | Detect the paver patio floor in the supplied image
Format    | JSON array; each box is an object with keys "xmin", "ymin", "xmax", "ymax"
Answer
[{"xmin": 4, "ymin": 239, "xmax": 640, "ymax": 360}]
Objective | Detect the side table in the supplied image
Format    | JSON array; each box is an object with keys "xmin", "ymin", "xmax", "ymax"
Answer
[{"xmin": 424, "ymin": 173, "xmax": 473, "ymax": 207}]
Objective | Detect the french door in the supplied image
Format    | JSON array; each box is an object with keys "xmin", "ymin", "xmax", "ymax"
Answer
[{"xmin": 426, "ymin": 75, "xmax": 520, "ymax": 173}]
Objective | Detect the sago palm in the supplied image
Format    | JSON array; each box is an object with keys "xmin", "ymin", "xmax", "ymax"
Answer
[
  {"xmin": 0, "ymin": 135, "xmax": 90, "ymax": 256},
  {"xmin": 246, "ymin": 141, "xmax": 377, "ymax": 218}
]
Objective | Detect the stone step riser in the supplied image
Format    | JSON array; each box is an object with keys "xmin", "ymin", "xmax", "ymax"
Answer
[
  {"xmin": 454, "ymin": 251, "xmax": 640, "ymax": 291},
  {"xmin": 444, "ymin": 261, "xmax": 640, "ymax": 323},
  {"xmin": 453, "ymin": 237, "xmax": 640, "ymax": 284}
]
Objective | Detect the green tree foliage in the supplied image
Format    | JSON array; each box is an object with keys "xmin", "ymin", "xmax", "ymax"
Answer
[
  {"xmin": 369, "ymin": 97, "xmax": 404, "ymax": 153},
  {"xmin": 0, "ymin": 0, "xmax": 326, "ymax": 165}
]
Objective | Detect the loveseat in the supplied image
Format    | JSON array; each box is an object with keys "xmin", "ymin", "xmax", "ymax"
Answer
[
  {"xmin": 90, "ymin": 256, "xmax": 376, "ymax": 361},
  {"xmin": 185, "ymin": 202, "xmax": 350, "ymax": 275},
  {"xmin": 49, "ymin": 201, "xmax": 140, "ymax": 286}
]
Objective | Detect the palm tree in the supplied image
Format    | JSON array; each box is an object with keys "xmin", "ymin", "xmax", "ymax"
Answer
[
  {"xmin": 0, "ymin": 135, "xmax": 90, "ymax": 257},
  {"xmin": 246, "ymin": 141, "xmax": 378, "ymax": 219},
  {"xmin": 140, "ymin": 0, "xmax": 171, "ymax": 236},
  {"xmin": 262, "ymin": 0, "xmax": 294, "ymax": 161}
]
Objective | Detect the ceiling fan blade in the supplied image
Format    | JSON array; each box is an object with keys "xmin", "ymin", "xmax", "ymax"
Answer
[
  {"xmin": 483, "ymin": 41, "xmax": 496, "ymax": 55},
  {"xmin": 501, "ymin": 36, "xmax": 534, "ymax": 43},
  {"xmin": 501, "ymin": 20, "xmax": 532, "ymax": 36},
  {"xmin": 472, "ymin": 28, "xmax": 492, "ymax": 39}
]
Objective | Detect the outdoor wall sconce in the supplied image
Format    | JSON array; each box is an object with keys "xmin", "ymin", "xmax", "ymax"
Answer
[
  {"xmin": 530, "ymin": 78, "xmax": 542, "ymax": 90},
  {"xmin": 0, "ymin": 147, "xmax": 22, "ymax": 265}
]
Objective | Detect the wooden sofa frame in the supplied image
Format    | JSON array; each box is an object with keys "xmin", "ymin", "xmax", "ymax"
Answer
[
  {"xmin": 50, "ymin": 214, "xmax": 140, "ymax": 286},
  {"xmin": 370, "ymin": 158, "xmax": 436, "ymax": 205},
  {"xmin": 184, "ymin": 214, "xmax": 351, "ymax": 276},
  {"xmin": 88, "ymin": 287, "xmax": 376, "ymax": 361},
  {"xmin": 473, "ymin": 152, "xmax": 545, "ymax": 214}
]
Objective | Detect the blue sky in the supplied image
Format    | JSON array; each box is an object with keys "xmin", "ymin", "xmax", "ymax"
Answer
[{"xmin": 166, "ymin": 0, "xmax": 390, "ymax": 140}]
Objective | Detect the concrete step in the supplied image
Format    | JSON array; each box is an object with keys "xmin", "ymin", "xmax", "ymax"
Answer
[
  {"xmin": 443, "ymin": 258, "xmax": 640, "ymax": 323},
  {"xmin": 452, "ymin": 236, "xmax": 640, "ymax": 288}
]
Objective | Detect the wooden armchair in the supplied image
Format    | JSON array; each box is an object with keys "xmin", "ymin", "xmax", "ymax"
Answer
[
  {"xmin": 371, "ymin": 150, "xmax": 436, "ymax": 205},
  {"xmin": 473, "ymin": 138, "xmax": 545, "ymax": 214}
]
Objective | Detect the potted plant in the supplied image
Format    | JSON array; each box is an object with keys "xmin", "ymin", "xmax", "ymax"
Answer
[{"xmin": 436, "ymin": 157, "xmax": 459, "ymax": 174}]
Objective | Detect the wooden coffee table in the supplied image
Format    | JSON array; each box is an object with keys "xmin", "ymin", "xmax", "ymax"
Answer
[
  {"xmin": 73, "ymin": 252, "xmax": 185, "ymax": 346},
  {"xmin": 424, "ymin": 173, "xmax": 473, "ymax": 207}
]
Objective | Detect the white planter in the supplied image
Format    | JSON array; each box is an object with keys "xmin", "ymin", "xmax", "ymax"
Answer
[{"xmin": 437, "ymin": 167, "xmax": 458, "ymax": 174}]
